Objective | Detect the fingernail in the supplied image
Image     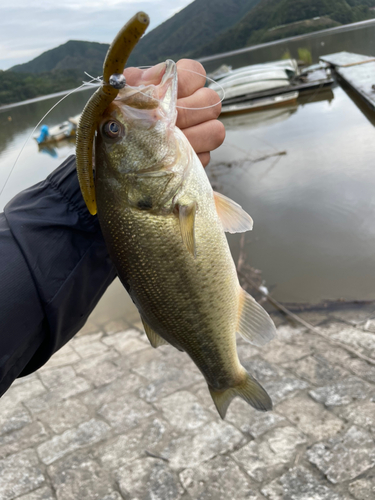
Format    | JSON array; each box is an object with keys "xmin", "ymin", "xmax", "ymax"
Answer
[{"xmin": 141, "ymin": 62, "xmax": 166, "ymax": 84}]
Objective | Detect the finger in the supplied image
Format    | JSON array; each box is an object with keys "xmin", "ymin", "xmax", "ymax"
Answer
[
  {"xmin": 176, "ymin": 87, "xmax": 221, "ymax": 130},
  {"xmin": 182, "ymin": 120, "xmax": 226, "ymax": 154},
  {"xmin": 197, "ymin": 152, "xmax": 211, "ymax": 167},
  {"xmin": 176, "ymin": 59, "xmax": 206, "ymax": 98},
  {"xmin": 124, "ymin": 62, "xmax": 166, "ymax": 86},
  {"xmin": 124, "ymin": 60, "xmax": 206, "ymax": 95},
  {"xmin": 123, "ymin": 67, "xmax": 143, "ymax": 85}
]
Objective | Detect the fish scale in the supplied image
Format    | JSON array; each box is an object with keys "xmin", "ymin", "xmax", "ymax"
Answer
[
  {"xmin": 94, "ymin": 59, "xmax": 276, "ymax": 418},
  {"xmin": 98, "ymin": 169, "xmax": 239, "ymax": 385}
]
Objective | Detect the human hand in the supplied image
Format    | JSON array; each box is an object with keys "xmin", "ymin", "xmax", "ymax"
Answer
[{"xmin": 123, "ymin": 59, "xmax": 225, "ymax": 167}]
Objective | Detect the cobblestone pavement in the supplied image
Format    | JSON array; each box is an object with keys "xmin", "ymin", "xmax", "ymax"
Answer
[{"xmin": 1, "ymin": 306, "xmax": 375, "ymax": 500}]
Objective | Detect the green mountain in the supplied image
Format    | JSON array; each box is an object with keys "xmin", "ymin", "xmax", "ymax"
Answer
[
  {"xmin": 0, "ymin": 40, "xmax": 110, "ymax": 106},
  {"xmin": 127, "ymin": 0, "xmax": 262, "ymax": 66},
  {"xmin": 9, "ymin": 40, "xmax": 109, "ymax": 76},
  {"xmin": 193, "ymin": 0, "xmax": 375, "ymax": 57},
  {"xmin": 8, "ymin": 0, "xmax": 261, "ymax": 73},
  {"xmin": 2, "ymin": 0, "xmax": 375, "ymax": 106},
  {"xmin": 0, "ymin": 68, "xmax": 90, "ymax": 106},
  {"xmin": 1, "ymin": 0, "xmax": 262, "ymax": 106}
]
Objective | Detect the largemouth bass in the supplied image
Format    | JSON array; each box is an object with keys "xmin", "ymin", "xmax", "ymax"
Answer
[{"xmin": 94, "ymin": 60, "xmax": 276, "ymax": 418}]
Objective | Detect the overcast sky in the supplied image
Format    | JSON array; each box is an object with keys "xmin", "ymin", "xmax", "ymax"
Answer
[{"xmin": 0, "ymin": 0, "xmax": 193, "ymax": 70}]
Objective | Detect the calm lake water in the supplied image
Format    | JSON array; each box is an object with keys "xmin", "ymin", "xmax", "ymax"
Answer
[{"xmin": 1, "ymin": 21, "xmax": 375, "ymax": 322}]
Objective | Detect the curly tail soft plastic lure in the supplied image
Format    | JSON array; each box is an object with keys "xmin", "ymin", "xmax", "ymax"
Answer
[{"xmin": 75, "ymin": 12, "xmax": 150, "ymax": 215}]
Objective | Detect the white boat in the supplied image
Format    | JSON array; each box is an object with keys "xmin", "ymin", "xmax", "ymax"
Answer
[
  {"xmin": 211, "ymin": 70, "xmax": 291, "ymax": 100},
  {"xmin": 212, "ymin": 68, "xmax": 291, "ymax": 89},
  {"xmin": 209, "ymin": 60, "xmax": 298, "ymax": 101},
  {"xmin": 221, "ymin": 79, "xmax": 291, "ymax": 100},
  {"xmin": 34, "ymin": 114, "xmax": 81, "ymax": 145},
  {"xmin": 210, "ymin": 68, "xmax": 289, "ymax": 95},
  {"xmin": 209, "ymin": 59, "xmax": 299, "ymax": 81}
]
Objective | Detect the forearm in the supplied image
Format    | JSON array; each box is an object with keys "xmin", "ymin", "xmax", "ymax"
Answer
[{"xmin": 0, "ymin": 155, "xmax": 116, "ymax": 396}]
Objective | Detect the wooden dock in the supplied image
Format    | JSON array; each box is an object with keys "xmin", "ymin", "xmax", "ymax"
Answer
[
  {"xmin": 320, "ymin": 51, "xmax": 375, "ymax": 111},
  {"xmin": 320, "ymin": 51, "xmax": 375, "ymax": 68}
]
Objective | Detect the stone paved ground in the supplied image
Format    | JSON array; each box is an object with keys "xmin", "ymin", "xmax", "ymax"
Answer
[{"xmin": 1, "ymin": 306, "xmax": 375, "ymax": 500}]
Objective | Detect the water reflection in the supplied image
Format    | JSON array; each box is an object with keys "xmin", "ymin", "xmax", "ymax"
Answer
[
  {"xmin": 1, "ymin": 24, "xmax": 375, "ymax": 306},
  {"xmin": 338, "ymin": 80, "xmax": 375, "ymax": 127},
  {"xmin": 221, "ymin": 105, "xmax": 298, "ymax": 131},
  {"xmin": 0, "ymin": 89, "xmax": 93, "ymax": 155},
  {"xmin": 0, "ymin": 89, "xmax": 94, "ymax": 209},
  {"xmin": 297, "ymin": 87, "xmax": 334, "ymax": 106},
  {"xmin": 208, "ymin": 84, "xmax": 375, "ymax": 304},
  {"xmin": 38, "ymin": 137, "xmax": 76, "ymax": 158}
]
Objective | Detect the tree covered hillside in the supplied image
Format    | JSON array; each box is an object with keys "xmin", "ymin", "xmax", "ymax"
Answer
[
  {"xmin": 0, "ymin": 41, "xmax": 110, "ymax": 106},
  {"xmin": 10, "ymin": 40, "xmax": 109, "ymax": 76},
  {"xmin": 127, "ymin": 0, "xmax": 262, "ymax": 66},
  {"xmin": 0, "ymin": 69, "xmax": 90, "ymax": 106},
  {"xmin": 2, "ymin": 0, "xmax": 375, "ymax": 105},
  {"xmin": 194, "ymin": 0, "xmax": 375, "ymax": 57}
]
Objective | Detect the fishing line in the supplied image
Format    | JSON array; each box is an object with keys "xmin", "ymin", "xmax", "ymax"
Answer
[
  {"xmin": 0, "ymin": 78, "xmax": 100, "ymax": 199},
  {"xmin": 83, "ymin": 67, "xmax": 226, "ymax": 109},
  {"xmin": 0, "ymin": 66, "xmax": 224, "ymax": 199},
  {"xmin": 177, "ymin": 68, "xmax": 226, "ymax": 109},
  {"xmin": 135, "ymin": 66, "xmax": 226, "ymax": 109}
]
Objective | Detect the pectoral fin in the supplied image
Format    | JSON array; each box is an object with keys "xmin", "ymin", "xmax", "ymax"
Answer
[
  {"xmin": 178, "ymin": 201, "xmax": 197, "ymax": 258},
  {"xmin": 141, "ymin": 316, "xmax": 169, "ymax": 348},
  {"xmin": 237, "ymin": 287, "xmax": 277, "ymax": 346},
  {"xmin": 213, "ymin": 191, "xmax": 253, "ymax": 233}
]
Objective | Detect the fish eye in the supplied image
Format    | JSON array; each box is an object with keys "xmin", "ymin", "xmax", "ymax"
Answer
[{"xmin": 103, "ymin": 120, "xmax": 121, "ymax": 138}]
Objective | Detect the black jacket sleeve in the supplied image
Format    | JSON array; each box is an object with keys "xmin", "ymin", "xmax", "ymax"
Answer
[{"xmin": 0, "ymin": 154, "xmax": 116, "ymax": 397}]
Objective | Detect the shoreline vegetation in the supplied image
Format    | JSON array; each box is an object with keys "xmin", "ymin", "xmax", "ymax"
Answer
[
  {"xmin": 1, "ymin": 0, "xmax": 375, "ymax": 106},
  {"xmin": 0, "ymin": 69, "xmax": 96, "ymax": 108},
  {"xmin": 0, "ymin": 84, "xmax": 98, "ymax": 111}
]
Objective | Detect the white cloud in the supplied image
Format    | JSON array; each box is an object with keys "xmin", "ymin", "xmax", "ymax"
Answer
[{"xmin": 0, "ymin": 0, "xmax": 193, "ymax": 70}]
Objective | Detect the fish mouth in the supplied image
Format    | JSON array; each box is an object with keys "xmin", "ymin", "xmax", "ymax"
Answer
[
  {"xmin": 115, "ymin": 60, "xmax": 177, "ymax": 113},
  {"xmin": 102, "ymin": 59, "xmax": 178, "ymax": 135}
]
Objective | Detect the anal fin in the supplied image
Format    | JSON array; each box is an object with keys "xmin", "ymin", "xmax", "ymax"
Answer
[
  {"xmin": 141, "ymin": 316, "xmax": 169, "ymax": 348},
  {"xmin": 213, "ymin": 191, "xmax": 253, "ymax": 233},
  {"xmin": 237, "ymin": 287, "xmax": 277, "ymax": 346},
  {"xmin": 209, "ymin": 371, "xmax": 272, "ymax": 419}
]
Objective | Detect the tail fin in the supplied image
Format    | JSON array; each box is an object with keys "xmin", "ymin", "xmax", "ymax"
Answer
[{"xmin": 209, "ymin": 371, "xmax": 272, "ymax": 419}]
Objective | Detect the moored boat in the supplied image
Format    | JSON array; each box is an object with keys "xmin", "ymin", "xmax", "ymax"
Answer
[
  {"xmin": 34, "ymin": 114, "xmax": 81, "ymax": 145},
  {"xmin": 209, "ymin": 57, "xmax": 333, "ymax": 110},
  {"xmin": 210, "ymin": 68, "xmax": 292, "ymax": 100},
  {"xmin": 208, "ymin": 59, "xmax": 299, "ymax": 81},
  {"xmin": 209, "ymin": 60, "xmax": 298, "ymax": 102}
]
